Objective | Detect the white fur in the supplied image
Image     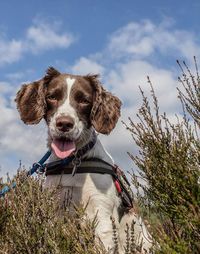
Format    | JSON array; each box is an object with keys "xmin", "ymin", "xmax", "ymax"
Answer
[
  {"xmin": 48, "ymin": 77, "xmax": 84, "ymax": 140},
  {"xmin": 45, "ymin": 134, "xmax": 121, "ymax": 252},
  {"xmin": 66, "ymin": 77, "xmax": 75, "ymax": 98},
  {"xmin": 45, "ymin": 76, "xmax": 152, "ymax": 253},
  {"xmin": 45, "ymin": 134, "xmax": 152, "ymax": 253}
]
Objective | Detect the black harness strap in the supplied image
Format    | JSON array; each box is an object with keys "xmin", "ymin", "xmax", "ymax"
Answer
[
  {"xmin": 46, "ymin": 158, "xmax": 114, "ymax": 176},
  {"xmin": 46, "ymin": 166, "xmax": 116, "ymax": 176},
  {"xmin": 45, "ymin": 158, "xmax": 134, "ymax": 209}
]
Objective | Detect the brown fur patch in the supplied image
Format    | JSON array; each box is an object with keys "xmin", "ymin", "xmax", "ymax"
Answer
[
  {"xmin": 70, "ymin": 76, "xmax": 94, "ymax": 127},
  {"xmin": 45, "ymin": 74, "xmax": 68, "ymax": 123},
  {"xmin": 15, "ymin": 67, "xmax": 62, "ymax": 125},
  {"xmin": 86, "ymin": 75, "xmax": 122, "ymax": 134},
  {"xmin": 15, "ymin": 79, "xmax": 47, "ymax": 124},
  {"xmin": 44, "ymin": 67, "xmax": 61, "ymax": 84}
]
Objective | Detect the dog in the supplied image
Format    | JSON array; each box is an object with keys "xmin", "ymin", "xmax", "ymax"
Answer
[{"xmin": 15, "ymin": 67, "xmax": 152, "ymax": 253}]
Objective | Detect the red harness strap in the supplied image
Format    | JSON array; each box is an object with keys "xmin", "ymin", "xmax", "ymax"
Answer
[
  {"xmin": 112, "ymin": 164, "xmax": 134, "ymax": 209},
  {"xmin": 114, "ymin": 179, "xmax": 122, "ymax": 193}
]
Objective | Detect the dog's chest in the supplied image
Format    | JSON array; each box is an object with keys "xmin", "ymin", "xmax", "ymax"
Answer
[{"xmin": 45, "ymin": 173, "xmax": 118, "ymax": 208}]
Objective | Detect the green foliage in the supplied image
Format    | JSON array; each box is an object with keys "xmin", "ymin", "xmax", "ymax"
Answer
[{"xmin": 125, "ymin": 58, "xmax": 200, "ymax": 253}]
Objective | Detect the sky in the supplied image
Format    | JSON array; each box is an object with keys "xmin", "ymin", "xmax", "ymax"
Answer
[{"xmin": 0, "ymin": 0, "xmax": 200, "ymax": 178}]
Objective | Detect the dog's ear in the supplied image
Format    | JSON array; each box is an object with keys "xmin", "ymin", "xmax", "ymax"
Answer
[
  {"xmin": 87, "ymin": 74, "xmax": 122, "ymax": 134},
  {"xmin": 15, "ymin": 79, "xmax": 47, "ymax": 124},
  {"xmin": 15, "ymin": 67, "xmax": 61, "ymax": 125},
  {"xmin": 44, "ymin": 66, "xmax": 61, "ymax": 83}
]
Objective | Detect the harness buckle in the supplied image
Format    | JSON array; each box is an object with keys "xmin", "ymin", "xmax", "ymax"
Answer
[
  {"xmin": 33, "ymin": 162, "xmax": 46, "ymax": 175},
  {"xmin": 72, "ymin": 155, "xmax": 81, "ymax": 176}
]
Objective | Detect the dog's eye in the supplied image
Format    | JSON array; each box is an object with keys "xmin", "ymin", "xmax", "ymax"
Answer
[
  {"xmin": 46, "ymin": 94, "xmax": 57, "ymax": 101},
  {"xmin": 75, "ymin": 92, "xmax": 90, "ymax": 105},
  {"xmin": 78, "ymin": 98, "xmax": 90, "ymax": 105}
]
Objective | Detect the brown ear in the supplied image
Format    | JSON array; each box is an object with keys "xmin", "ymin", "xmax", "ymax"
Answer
[
  {"xmin": 15, "ymin": 79, "xmax": 47, "ymax": 124},
  {"xmin": 44, "ymin": 66, "xmax": 61, "ymax": 83},
  {"xmin": 87, "ymin": 75, "xmax": 122, "ymax": 134}
]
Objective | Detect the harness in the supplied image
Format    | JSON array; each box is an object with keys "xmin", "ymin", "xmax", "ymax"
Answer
[
  {"xmin": 46, "ymin": 158, "xmax": 134, "ymax": 209},
  {"xmin": 0, "ymin": 133, "xmax": 134, "ymax": 210}
]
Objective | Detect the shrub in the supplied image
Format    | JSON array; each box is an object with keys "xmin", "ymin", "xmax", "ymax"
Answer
[
  {"xmin": 0, "ymin": 172, "xmax": 106, "ymax": 254},
  {"xmin": 1, "ymin": 58, "xmax": 199, "ymax": 254},
  {"xmin": 124, "ymin": 58, "xmax": 200, "ymax": 253}
]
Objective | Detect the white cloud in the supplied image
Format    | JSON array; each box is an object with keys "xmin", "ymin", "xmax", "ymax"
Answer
[
  {"xmin": 107, "ymin": 19, "xmax": 200, "ymax": 62},
  {"xmin": 0, "ymin": 38, "xmax": 23, "ymax": 65},
  {"xmin": 1, "ymin": 18, "xmax": 200, "ymax": 178},
  {"xmin": 107, "ymin": 60, "xmax": 178, "ymax": 112},
  {"xmin": 0, "ymin": 19, "xmax": 75, "ymax": 66},
  {"xmin": 108, "ymin": 20, "xmax": 155, "ymax": 58},
  {"xmin": 27, "ymin": 21, "xmax": 75, "ymax": 53},
  {"xmin": 71, "ymin": 57, "xmax": 105, "ymax": 75},
  {"xmin": 0, "ymin": 81, "xmax": 13, "ymax": 94}
]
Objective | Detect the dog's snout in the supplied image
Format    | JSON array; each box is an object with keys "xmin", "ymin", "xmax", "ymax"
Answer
[{"xmin": 56, "ymin": 116, "xmax": 75, "ymax": 132}]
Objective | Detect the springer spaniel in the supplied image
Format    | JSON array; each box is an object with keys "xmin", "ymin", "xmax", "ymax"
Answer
[{"xmin": 15, "ymin": 67, "xmax": 152, "ymax": 253}]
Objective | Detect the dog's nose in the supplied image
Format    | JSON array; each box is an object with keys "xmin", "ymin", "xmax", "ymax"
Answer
[{"xmin": 56, "ymin": 116, "xmax": 75, "ymax": 132}]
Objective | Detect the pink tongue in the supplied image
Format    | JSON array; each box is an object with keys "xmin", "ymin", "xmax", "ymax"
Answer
[{"xmin": 51, "ymin": 139, "xmax": 76, "ymax": 159}]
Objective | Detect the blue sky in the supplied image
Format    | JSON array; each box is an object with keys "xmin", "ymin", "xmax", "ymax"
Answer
[{"xmin": 0, "ymin": 0, "xmax": 200, "ymax": 178}]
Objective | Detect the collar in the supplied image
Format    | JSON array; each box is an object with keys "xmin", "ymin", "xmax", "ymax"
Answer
[
  {"xmin": 74, "ymin": 131, "xmax": 97, "ymax": 158},
  {"xmin": 43, "ymin": 131, "xmax": 97, "ymax": 176}
]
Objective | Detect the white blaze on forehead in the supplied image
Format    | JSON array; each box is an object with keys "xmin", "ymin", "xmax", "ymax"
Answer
[
  {"xmin": 48, "ymin": 75, "xmax": 84, "ymax": 141},
  {"xmin": 66, "ymin": 77, "xmax": 75, "ymax": 99},
  {"xmin": 53, "ymin": 77, "xmax": 76, "ymax": 116},
  {"xmin": 54, "ymin": 77, "xmax": 76, "ymax": 116}
]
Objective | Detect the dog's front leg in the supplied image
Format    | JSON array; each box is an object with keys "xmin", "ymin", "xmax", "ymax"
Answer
[{"xmin": 86, "ymin": 201, "xmax": 121, "ymax": 253}]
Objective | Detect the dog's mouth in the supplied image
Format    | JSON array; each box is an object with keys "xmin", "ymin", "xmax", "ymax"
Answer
[{"xmin": 51, "ymin": 137, "xmax": 76, "ymax": 159}]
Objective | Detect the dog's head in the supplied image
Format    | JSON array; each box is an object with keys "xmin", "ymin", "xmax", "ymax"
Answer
[{"xmin": 15, "ymin": 67, "xmax": 121, "ymax": 158}]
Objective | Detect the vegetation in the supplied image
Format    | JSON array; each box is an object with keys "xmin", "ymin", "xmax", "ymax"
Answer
[
  {"xmin": 0, "ymin": 58, "xmax": 199, "ymax": 253},
  {"xmin": 0, "ymin": 172, "xmax": 107, "ymax": 254},
  {"xmin": 124, "ymin": 58, "xmax": 200, "ymax": 253}
]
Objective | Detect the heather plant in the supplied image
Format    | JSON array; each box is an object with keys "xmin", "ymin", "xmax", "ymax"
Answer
[
  {"xmin": 124, "ymin": 58, "xmax": 200, "ymax": 253},
  {"xmin": 0, "ymin": 172, "xmax": 148, "ymax": 254},
  {"xmin": 0, "ymin": 172, "xmax": 107, "ymax": 254},
  {"xmin": 1, "ymin": 59, "xmax": 199, "ymax": 254}
]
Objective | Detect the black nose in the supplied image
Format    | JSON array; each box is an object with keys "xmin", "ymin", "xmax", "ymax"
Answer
[{"xmin": 56, "ymin": 116, "xmax": 75, "ymax": 132}]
